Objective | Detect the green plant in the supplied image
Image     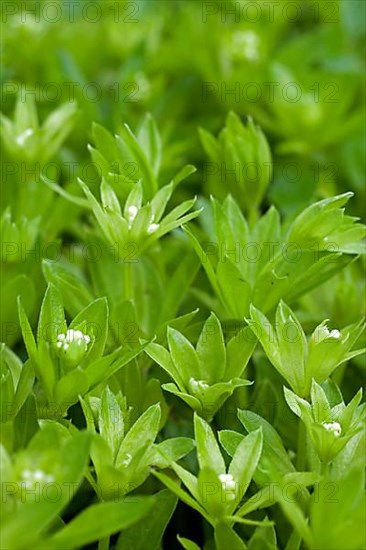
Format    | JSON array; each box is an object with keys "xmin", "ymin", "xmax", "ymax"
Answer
[{"xmin": 1, "ymin": 2, "xmax": 365, "ymax": 548}]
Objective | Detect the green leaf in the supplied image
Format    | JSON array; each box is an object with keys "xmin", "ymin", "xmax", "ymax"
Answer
[
  {"xmin": 182, "ymin": 226, "xmax": 222, "ymax": 300},
  {"xmin": 152, "ymin": 437, "xmax": 195, "ymax": 468},
  {"xmin": 42, "ymin": 260, "xmax": 93, "ymax": 317},
  {"xmin": 137, "ymin": 113, "xmax": 162, "ymax": 177},
  {"xmin": 247, "ymin": 520, "xmax": 277, "ymax": 550},
  {"xmin": 217, "ymin": 258, "xmax": 251, "ymax": 318},
  {"xmin": 266, "ymin": 468, "xmax": 312, "ymax": 548},
  {"xmin": 162, "ymin": 383, "xmax": 202, "ymax": 413},
  {"xmin": 99, "ymin": 386, "xmax": 125, "ymax": 461},
  {"xmin": 283, "ymin": 386, "xmax": 312, "ymax": 421},
  {"xmin": 43, "ymin": 497, "xmax": 155, "ymax": 550},
  {"xmin": 199, "ymin": 127, "xmax": 221, "ymax": 160},
  {"xmin": 54, "ymin": 368, "xmax": 89, "ymax": 409},
  {"xmin": 275, "ymin": 301, "xmax": 307, "ymax": 394},
  {"xmin": 238, "ymin": 410, "xmax": 296, "ymax": 480},
  {"xmin": 310, "ymin": 380, "xmax": 332, "ymax": 422},
  {"xmin": 14, "ymin": 93, "xmax": 38, "ymax": 134},
  {"xmin": 145, "ymin": 342, "xmax": 185, "ymax": 389},
  {"xmin": 215, "ymin": 522, "xmax": 247, "ymax": 550},
  {"xmin": 198, "ymin": 466, "xmax": 224, "ymax": 518},
  {"xmin": 1, "ymin": 432, "xmax": 90, "ymax": 550},
  {"xmin": 100, "ymin": 179, "xmax": 122, "ymax": 215},
  {"xmin": 196, "ymin": 313, "xmax": 226, "ymax": 384},
  {"xmin": 17, "ymin": 297, "xmax": 37, "ymax": 361},
  {"xmin": 218, "ymin": 430, "xmax": 245, "ymax": 457},
  {"xmin": 86, "ymin": 342, "xmax": 148, "ymax": 390},
  {"xmin": 117, "ymin": 124, "xmax": 157, "ymax": 198},
  {"xmin": 225, "ymin": 328, "xmax": 256, "ymax": 379},
  {"xmin": 152, "ymin": 470, "xmax": 212, "ymax": 525},
  {"xmin": 37, "ymin": 284, "xmax": 66, "ymax": 345},
  {"xmin": 194, "ymin": 414, "xmax": 225, "ymax": 475},
  {"xmin": 229, "ymin": 429, "xmax": 263, "ymax": 502},
  {"xmin": 177, "ymin": 535, "xmax": 202, "ymax": 550},
  {"xmin": 169, "ymin": 164, "xmax": 197, "ymax": 188},
  {"xmin": 168, "ymin": 327, "xmax": 202, "ymax": 383},
  {"xmin": 246, "ymin": 305, "xmax": 278, "ymax": 360},
  {"xmin": 311, "ymin": 465, "xmax": 366, "ymax": 550},
  {"xmin": 116, "ymin": 489, "xmax": 177, "ymax": 550},
  {"xmin": 159, "ymin": 252, "xmax": 200, "ymax": 324},
  {"xmin": 116, "ymin": 403, "xmax": 161, "ymax": 467}
]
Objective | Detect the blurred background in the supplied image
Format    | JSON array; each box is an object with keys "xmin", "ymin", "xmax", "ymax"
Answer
[{"xmin": 1, "ymin": 0, "xmax": 365, "ymax": 215}]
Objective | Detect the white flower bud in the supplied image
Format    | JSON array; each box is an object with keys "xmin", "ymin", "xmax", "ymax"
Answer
[
  {"xmin": 56, "ymin": 329, "xmax": 91, "ymax": 367},
  {"xmin": 230, "ymin": 30, "xmax": 260, "ymax": 62},
  {"xmin": 20, "ymin": 468, "xmax": 55, "ymax": 490},
  {"xmin": 127, "ymin": 205, "xmax": 139, "ymax": 223},
  {"xmin": 322, "ymin": 421, "xmax": 342, "ymax": 437},
  {"xmin": 188, "ymin": 378, "xmax": 209, "ymax": 396},
  {"xmin": 16, "ymin": 128, "xmax": 34, "ymax": 146},
  {"xmin": 314, "ymin": 325, "xmax": 341, "ymax": 343},
  {"xmin": 147, "ymin": 222, "xmax": 159, "ymax": 234},
  {"xmin": 119, "ymin": 453, "xmax": 132, "ymax": 467},
  {"xmin": 219, "ymin": 473, "xmax": 237, "ymax": 500}
]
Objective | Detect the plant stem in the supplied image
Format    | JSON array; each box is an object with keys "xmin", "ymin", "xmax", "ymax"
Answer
[
  {"xmin": 124, "ymin": 261, "xmax": 134, "ymax": 302},
  {"xmin": 248, "ymin": 205, "xmax": 259, "ymax": 227},
  {"xmin": 320, "ymin": 461, "xmax": 330, "ymax": 477},
  {"xmin": 296, "ymin": 420, "xmax": 307, "ymax": 471},
  {"xmin": 98, "ymin": 536, "xmax": 110, "ymax": 550}
]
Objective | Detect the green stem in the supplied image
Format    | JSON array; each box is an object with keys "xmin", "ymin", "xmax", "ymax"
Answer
[
  {"xmin": 98, "ymin": 536, "xmax": 110, "ymax": 550},
  {"xmin": 320, "ymin": 461, "xmax": 330, "ymax": 477},
  {"xmin": 124, "ymin": 261, "xmax": 134, "ymax": 302},
  {"xmin": 296, "ymin": 420, "xmax": 307, "ymax": 471},
  {"xmin": 248, "ymin": 205, "xmax": 259, "ymax": 227}
]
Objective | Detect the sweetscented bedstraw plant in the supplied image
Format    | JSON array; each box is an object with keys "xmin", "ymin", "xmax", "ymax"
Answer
[
  {"xmin": 145, "ymin": 312, "xmax": 255, "ymax": 420},
  {"xmin": 1, "ymin": 10, "xmax": 366, "ymax": 546}
]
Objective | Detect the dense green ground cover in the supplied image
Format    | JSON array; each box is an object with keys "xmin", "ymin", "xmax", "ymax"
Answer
[{"xmin": 1, "ymin": 1, "xmax": 365, "ymax": 549}]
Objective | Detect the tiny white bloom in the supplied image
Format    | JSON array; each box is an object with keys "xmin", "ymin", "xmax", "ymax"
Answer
[
  {"xmin": 56, "ymin": 329, "xmax": 91, "ymax": 367},
  {"xmin": 219, "ymin": 473, "xmax": 237, "ymax": 500},
  {"xmin": 147, "ymin": 222, "xmax": 159, "ymax": 234},
  {"xmin": 127, "ymin": 205, "xmax": 139, "ymax": 224},
  {"xmin": 189, "ymin": 378, "xmax": 209, "ymax": 392},
  {"xmin": 314, "ymin": 325, "xmax": 341, "ymax": 343},
  {"xmin": 322, "ymin": 421, "xmax": 342, "ymax": 437},
  {"xmin": 230, "ymin": 30, "xmax": 260, "ymax": 62},
  {"xmin": 119, "ymin": 453, "xmax": 132, "ymax": 467},
  {"xmin": 20, "ymin": 468, "xmax": 55, "ymax": 488},
  {"xmin": 16, "ymin": 128, "xmax": 34, "ymax": 146},
  {"xmin": 56, "ymin": 329, "xmax": 90, "ymax": 352}
]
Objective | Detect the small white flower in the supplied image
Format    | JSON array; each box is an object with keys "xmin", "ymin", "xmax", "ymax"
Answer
[
  {"xmin": 20, "ymin": 468, "xmax": 54, "ymax": 489},
  {"xmin": 219, "ymin": 473, "xmax": 237, "ymax": 500},
  {"xmin": 314, "ymin": 325, "xmax": 341, "ymax": 343},
  {"xmin": 56, "ymin": 329, "xmax": 91, "ymax": 352},
  {"xmin": 16, "ymin": 128, "xmax": 34, "ymax": 146},
  {"xmin": 147, "ymin": 222, "xmax": 159, "ymax": 234},
  {"xmin": 189, "ymin": 378, "xmax": 209, "ymax": 392},
  {"xmin": 56, "ymin": 329, "xmax": 91, "ymax": 367},
  {"xmin": 127, "ymin": 205, "xmax": 139, "ymax": 225},
  {"xmin": 322, "ymin": 421, "xmax": 342, "ymax": 437},
  {"xmin": 230, "ymin": 30, "xmax": 260, "ymax": 62},
  {"xmin": 119, "ymin": 453, "xmax": 132, "ymax": 467}
]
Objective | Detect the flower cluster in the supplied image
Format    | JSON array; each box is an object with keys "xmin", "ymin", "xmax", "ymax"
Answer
[{"xmin": 285, "ymin": 380, "xmax": 365, "ymax": 464}]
